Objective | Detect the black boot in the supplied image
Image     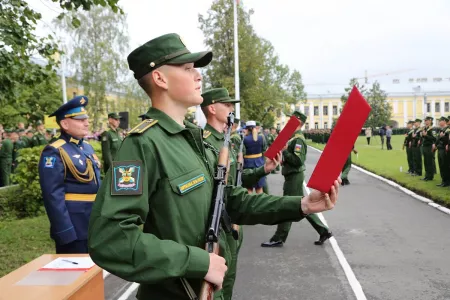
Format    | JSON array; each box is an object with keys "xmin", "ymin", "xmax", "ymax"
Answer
[
  {"xmin": 261, "ymin": 240, "xmax": 283, "ymax": 247},
  {"xmin": 314, "ymin": 232, "xmax": 333, "ymax": 245}
]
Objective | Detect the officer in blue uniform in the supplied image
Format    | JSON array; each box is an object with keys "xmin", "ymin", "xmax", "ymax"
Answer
[
  {"xmin": 243, "ymin": 120, "xmax": 266, "ymax": 194},
  {"xmin": 39, "ymin": 96, "xmax": 101, "ymax": 254}
]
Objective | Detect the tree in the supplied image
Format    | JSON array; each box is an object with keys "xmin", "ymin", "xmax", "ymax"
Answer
[
  {"xmin": 116, "ymin": 80, "xmax": 151, "ymax": 129},
  {"xmin": 340, "ymin": 78, "xmax": 367, "ymax": 109},
  {"xmin": 365, "ymin": 81, "xmax": 391, "ymax": 128},
  {"xmin": 198, "ymin": 0, "xmax": 306, "ymax": 124},
  {"xmin": 0, "ymin": 0, "xmax": 123, "ymax": 127},
  {"xmin": 56, "ymin": 6, "xmax": 130, "ymax": 130}
]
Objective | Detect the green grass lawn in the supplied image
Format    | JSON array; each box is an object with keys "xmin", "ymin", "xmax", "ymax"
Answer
[
  {"xmin": 308, "ymin": 135, "xmax": 450, "ymax": 207},
  {"xmin": 0, "ymin": 215, "xmax": 54, "ymax": 277}
]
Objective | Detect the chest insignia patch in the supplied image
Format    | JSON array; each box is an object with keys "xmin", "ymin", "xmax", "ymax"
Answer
[
  {"xmin": 111, "ymin": 161, "xmax": 143, "ymax": 195},
  {"xmin": 295, "ymin": 144, "xmax": 302, "ymax": 152},
  {"xmin": 177, "ymin": 174, "xmax": 206, "ymax": 194},
  {"xmin": 44, "ymin": 156, "xmax": 56, "ymax": 168}
]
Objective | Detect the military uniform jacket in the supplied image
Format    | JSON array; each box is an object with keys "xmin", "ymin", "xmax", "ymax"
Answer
[
  {"xmin": 421, "ymin": 126, "xmax": 435, "ymax": 147},
  {"xmin": 412, "ymin": 127, "xmax": 423, "ymax": 147},
  {"xmin": 203, "ymin": 124, "xmax": 267, "ymax": 188},
  {"xmin": 267, "ymin": 133, "xmax": 275, "ymax": 147},
  {"xmin": 39, "ymin": 132, "xmax": 101, "ymax": 246},
  {"xmin": 88, "ymin": 108, "xmax": 305, "ymax": 300},
  {"xmin": 404, "ymin": 129, "xmax": 414, "ymax": 147},
  {"xmin": 230, "ymin": 131, "xmax": 241, "ymax": 154},
  {"xmin": 32, "ymin": 132, "xmax": 48, "ymax": 147},
  {"xmin": 0, "ymin": 139, "xmax": 13, "ymax": 161},
  {"xmin": 13, "ymin": 139, "xmax": 27, "ymax": 164},
  {"xmin": 436, "ymin": 126, "xmax": 450, "ymax": 149},
  {"xmin": 101, "ymin": 127, "xmax": 122, "ymax": 172},
  {"xmin": 282, "ymin": 130, "xmax": 307, "ymax": 176}
]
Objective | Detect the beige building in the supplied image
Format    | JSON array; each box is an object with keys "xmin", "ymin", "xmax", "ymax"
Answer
[{"xmin": 276, "ymin": 91, "xmax": 450, "ymax": 130}]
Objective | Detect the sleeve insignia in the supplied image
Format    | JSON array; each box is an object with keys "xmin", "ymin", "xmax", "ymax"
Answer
[
  {"xmin": 44, "ymin": 156, "xmax": 56, "ymax": 168},
  {"xmin": 111, "ymin": 161, "xmax": 143, "ymax": 195},
  {"xmin": 128, "ymin": 119, "xmax": 158, "ymax": 135},
  {"xmin": 294, "ymin": 144, "xmax": 302, "ymax": 152}
]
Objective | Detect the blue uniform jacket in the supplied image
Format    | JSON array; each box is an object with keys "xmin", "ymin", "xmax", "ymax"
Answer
[
  {"xmin": 39, "ymin": 132, "xmax": 101, "ymax": 245},
  {"xmin": 243, "ymin": 134, "xmax": 265, "ymax": 168}
]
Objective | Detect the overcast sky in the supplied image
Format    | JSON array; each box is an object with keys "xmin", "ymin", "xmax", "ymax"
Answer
[{"xmin": 29, "ymin": 0, "xmax": 450, "ymax": 95}]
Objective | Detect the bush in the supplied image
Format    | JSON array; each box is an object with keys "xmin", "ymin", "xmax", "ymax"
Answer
[
  {"xmin": 10, "ymin": 146, "xmax": 46, "ymax": 218},
  {"xmin": 0, "ymin": 185, "xmax": 20, "ymax": 220}
]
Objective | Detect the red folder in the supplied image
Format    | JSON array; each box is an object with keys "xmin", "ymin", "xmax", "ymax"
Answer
[
  {"xmin": 307, "ymin": 87, "xmax": 371, "ymax": 193},
  {"xmin": 264, "ymin": 115, "xmax": 300, "ymax": 160}
]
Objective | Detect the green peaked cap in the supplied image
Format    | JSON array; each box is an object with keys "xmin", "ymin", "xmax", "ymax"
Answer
[
  {"xmin": 127, "ymin": 33, "xmax": 213, "ymax": 80},
  {"xmin": 201, "ymin": 88, "xmax": 240, "ymax": 108}
]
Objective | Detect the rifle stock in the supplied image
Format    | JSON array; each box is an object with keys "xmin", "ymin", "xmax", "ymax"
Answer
[{"xmin": 199, "ymin": 113, "xmax": 234, "ymax": 300}]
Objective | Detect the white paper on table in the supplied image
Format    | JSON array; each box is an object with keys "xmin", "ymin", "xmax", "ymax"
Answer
[{"xmin": 39, "ymin": 257, "xmax": 96, "ymax": 271}]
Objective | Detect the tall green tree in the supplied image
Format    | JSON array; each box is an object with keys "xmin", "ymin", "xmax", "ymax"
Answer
[
  {"xmin": 198, "ymin": 0, "xmax": 306, "ymax": 124},
  {"xmin": 340, "ymin": 78, "xmax": 367, "ymax": 108},
  {"xmin": 56, "ymin": 6, "xmax": 129, "ymax": 130},
  {"xmin": 365, "ymin": 81, "xmax": 391, "ymax": 128},
  {"xmin": 0, "ymin": 0, "xmax": 123, "ymax": 127}
]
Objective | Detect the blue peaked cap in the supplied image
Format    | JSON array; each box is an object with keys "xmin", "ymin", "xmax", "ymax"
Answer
[{"xmin": 49, "ymin": 96, "xmax": 89, "ymax": 121}]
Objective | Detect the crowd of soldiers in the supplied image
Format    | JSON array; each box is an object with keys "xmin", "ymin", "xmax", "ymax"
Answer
[
  {"xmin": 304, "ymin": 129, "xmax": 332, "ymax": 144},
  {"xmin": 0, "ymin": 121, "xmax": 53, "ymax": 187},
  {"xmin": 403, "ymin": 116, "xmax": 450, "ymax": 187}
]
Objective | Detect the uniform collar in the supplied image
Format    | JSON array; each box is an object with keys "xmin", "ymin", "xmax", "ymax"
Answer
[
  {"xmin": 61, "ymin": 131, "xmax": 84, "ymax": 145},
  {"xmin": 142, "ymin": 107, "xmax": 187, "ymax": 135},
  {"xmin": 204, "ymin": 123, "xmax": 224, "ymax": 140}
]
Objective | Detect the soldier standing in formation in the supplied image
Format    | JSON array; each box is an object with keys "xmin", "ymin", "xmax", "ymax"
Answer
[
  {"xmin": 262, "ymin": 111, "xmax": 332, "ymax": 248},
  {"xmin": 230, "ymin": 118, "xmax": 241, "ymax": 154},
  {"xmin": 421, "ymin": 116, "xmax": 435, "ymax": 181},
  {"xmin": 39, "ymin": 96, "xmax": 101, "ymax": 254},
  {"xmin": 101, "ymin": 112, "xmax": 123, "ymax": 173},
  {"xmin": 403, "ymin": 121, "xmax": 415, "ymax": 174},
  {"xmin": 411, "ymin": 119, "xmax": 423, "ymax": 177},
  {"xmin": 88, "ymin": 33, "xmax": 339, "ymax": 300},
  {"xmin": 32, "ymin": 120, "xmax": 48, "ymax": 147},
  {"xmin": 436, "ymin": 116, "xmax": 449, "ymax": 187},
  {"xmin": 0, "ymin": 129, "xmax": 14, "ymax": 186}
]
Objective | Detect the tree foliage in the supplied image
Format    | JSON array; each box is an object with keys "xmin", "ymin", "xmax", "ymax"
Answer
[
  {"xmin": 0, "ymin": 0, "xmax": 123, "ymax": 127},
  {"xmin": 55, "ymin": 6, "xmax": 129, "ymax": 130},
  {"xmin": 341, "ymin": 78, "xmax": 391, "ymax": 128},
  {"xmin": 199, "ymin": 0, "xmax": 306, "ymax": 125}
]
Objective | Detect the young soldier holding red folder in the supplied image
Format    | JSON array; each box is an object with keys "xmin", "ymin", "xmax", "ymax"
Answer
[{"xmin": 261, "ymin": 111, "xmax": 332, "ymax": 247}]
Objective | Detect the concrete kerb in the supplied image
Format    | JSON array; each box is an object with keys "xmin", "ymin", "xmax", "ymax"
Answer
[{"xmin": 308, "ymin": 145, "xmax": 450, "ymax": 217}]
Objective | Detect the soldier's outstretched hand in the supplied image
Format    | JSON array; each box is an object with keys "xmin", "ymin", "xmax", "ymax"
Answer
[{"xmin": 301, "ymin": 179, "xmax": 340, "ymax": 214}]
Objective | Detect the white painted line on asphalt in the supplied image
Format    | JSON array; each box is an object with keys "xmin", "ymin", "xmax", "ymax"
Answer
[
  {"xmin": 103, "ymin": 270, "xmax": 110, "ymax": 279},
  {"xmin": 117, "ymin": 282, "xmax": 139, "ymax": 300},
  {"xmin": 308, "ymin": 145, "xmax": 450, "ymax": 216},
  {"xmin": 303, "ymin": 182, "xmax": 367, "ymax": 300}
]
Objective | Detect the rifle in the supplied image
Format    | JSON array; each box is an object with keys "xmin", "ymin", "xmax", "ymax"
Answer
[
  {"xmin": 199, "ymin": 112, "xmax": 236, "ymax": 300},
  {"xmin": 235, "ymin": 131, "xmax": 245, "ymax": 187}
]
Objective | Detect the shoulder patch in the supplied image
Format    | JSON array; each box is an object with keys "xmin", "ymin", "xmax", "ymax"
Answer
[
  {"xmin": 50, "ymin": 139, "xmax": 66, "ymax": 149},
  {"xmin": 111, "ymin": 161, "xmax": 143, "ymax": 196},
  {"xmin": 203, "ymin": 130, "xmax": 212, "ymax": 139},
  {"xmin": 128, "ymin": 119, "xmax": 158, "ymax": 135},
  {"xmin": 43, "ymin": 156, "xmax": 57, "ymax": 168}
]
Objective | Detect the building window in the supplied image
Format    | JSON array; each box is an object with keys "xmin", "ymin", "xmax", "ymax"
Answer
[
  {"xmin": 314, "ymin": 106, "xmax": 319, "ymax": 116},
  {"xmin": 314, "ymin": 122, "xmax": 319, "ymax": 129},
  {"xmin": 333, "ymin": 106, "xmax": 338, "ymax": 115},
  {"xmin": 305, "ymin": 122, "xmax": 309, "ymax": 130},
  {"xmin": 324, "ymin": 122, "xmax": 328, "ymax": 129},
  {"xmin": 323, "ymin": 106, "xmax": 328, "ymax": 116},
  {"xmin": 305, "ymin": 106, "xmax": 310, "ymax": 115},
  {"xmin": 435, "ymin": 102, "xmax": 440, "ymax": 113},
  {"xmin": 426, "ymin": 103, "xmax": 431, "ymax": 113},
  {"xmin": 445, "ymin": 102, "xmax": 449, "ymax": 112}
]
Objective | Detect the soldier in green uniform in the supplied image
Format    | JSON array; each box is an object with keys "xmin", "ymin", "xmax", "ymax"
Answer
[
  {"xmin": 32, "ymin": 120, "xmax": 48, "ymax": 147},
  {"xmin": 421, "ymin": 116, "xmax": 435, "ymax": 181},
  {"xmin": 12, "ymin": 130, "xmax": 26, "ymax": 172},
  {"xmin": 341, "ymin": 146, "xmax": 358, "ymax": 185},
  {"xmin": 88, "ymin": 34, "xmax": 340, "ymax": 300},
  {"xmin": 101, "ymin": 112, "xmax": 123, "ymax": 173},
  {"xmin": 26, "ymin": 130, "xmax": 34, "ymax": 144},
  {"xmin": 18, "ymin": 129, "xmax": 31, "ymax": 148},
  {"xmin": 0, "ymin": 129, "xmax": 14, "ymax": 186},
  {"xmin": 403, "ymin": 121, "xmax": 415, "ymax": 174},
  {"xmin": 436, "ymin": 116, "xmax": 449, "ymax": 187},
  {"xmin": 201, "ymin": 87, "xmax": 281, "ymax": 300},
  {"xmin": 411, "ymin": 119, "xmax": 423, "ymax": 177},
  {"xmin": 230, "ymin": 118, "xmax": 241, "ymax": 154},
  {"xmin": 261, "ymin": 111, "xmax": 333, "ymax": 248}
]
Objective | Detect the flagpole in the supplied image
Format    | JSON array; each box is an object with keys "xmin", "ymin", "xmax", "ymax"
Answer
[{"xmin": 233, "ymin": 0, "xmax": 240, "ymax": 119}]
